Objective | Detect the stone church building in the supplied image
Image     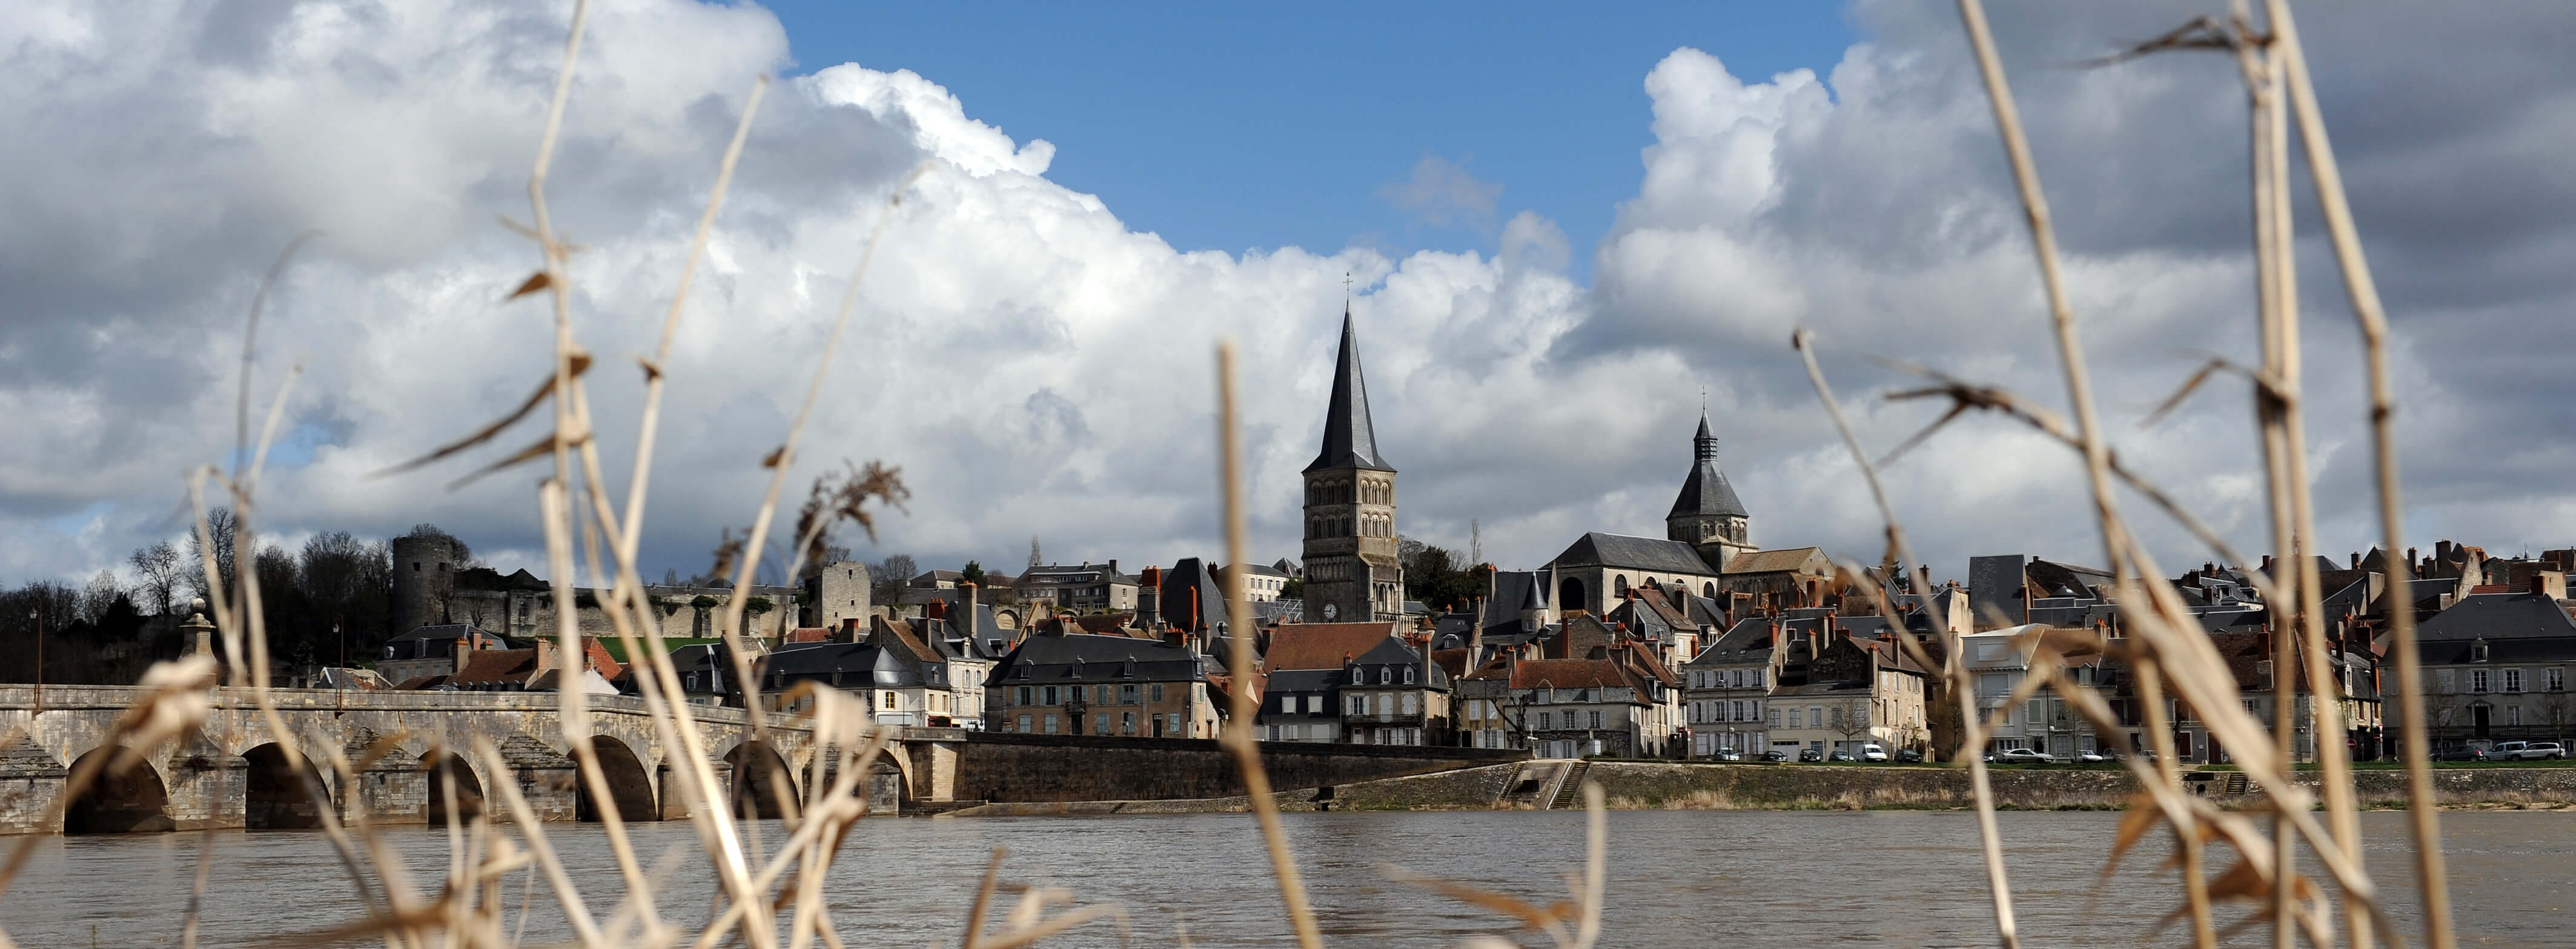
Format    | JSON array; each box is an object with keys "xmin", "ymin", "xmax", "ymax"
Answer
[{"xmin": 1299, "ymin": 304, "xmax": 1406, "ymax": 623}]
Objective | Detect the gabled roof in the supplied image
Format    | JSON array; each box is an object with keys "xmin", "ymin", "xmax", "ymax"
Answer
[
  {"xmin": 1348, "ymin": 637, "xmax": 1448, "ymax": 687},
  {"xmin": 1721, "ymin": 547, "xmax": 1829, "ymax": 575},
  {"xmin": 1667, "ymin": 411, "xmax": 1747, "ymax": 519},
  {"xmin": 1265, "ymin": 621, "xmax": 1398, "ymax": 671},
  {"xmin": 1305, "ymin": 306, "xmax": 1394, "ymax": 474},
  {"xmin": 448, "ymin": 649, "xmax": 538, "ymax": 686},
  {"xmin": 1548, "ymin": 532, "xmax": 1718, "ymax": 575},
  {"xmin": 1480, "ymin": 658, "xmax": 1646, "ymax": 693}
]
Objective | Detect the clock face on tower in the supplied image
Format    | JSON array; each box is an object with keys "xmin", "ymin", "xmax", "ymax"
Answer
[{"xmin": 1321, "ymin": 603, "xmax": 1339, "ymax": 620}]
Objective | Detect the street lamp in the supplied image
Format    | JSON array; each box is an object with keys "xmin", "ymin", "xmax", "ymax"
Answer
[{"xmin": 28, "ymin": 608, "xmax": 42, "ymax": 715}]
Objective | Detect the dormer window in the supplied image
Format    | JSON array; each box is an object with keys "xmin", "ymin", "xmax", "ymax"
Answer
[
  {"xmin": 1403, "ymin": 667, "xmax": 1416, "ymax": 685},
  {"xmin": 1378, "ymin": 667, "xmax": 1392, "ymax": 685},
  {"xmin": 2472, "ymin": 640, "xmax": 2490, "ymax": 663}
]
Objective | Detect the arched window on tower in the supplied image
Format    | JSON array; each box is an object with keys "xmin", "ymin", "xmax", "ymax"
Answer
[
  {"xmin": 1703, "ymin": 582, "xmax": 1717, "ymax": 600},
  {"xmin": 1615, "ymin": 575, "xmax": 1631, "ymax": 597}
]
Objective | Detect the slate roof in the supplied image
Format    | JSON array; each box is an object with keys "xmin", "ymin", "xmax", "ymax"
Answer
[
  {"xmin": 1265, "ymin": 621, "xmax": 1399, "ymax": 670},
  {"xmin": 1347, "ymin": 636, "xmax": 1448, "ymax": 687},
  {"xmin": 1159, "ymin": 558, "xmax": 1234, "ymax": 637},
  {"xmin": 1305, "ymin": 306, "xmax": 1394, "ymax": 473},
  {"xmin": 1474, "ymin": 658, "xmax": 1647, "ymax": 693},
  {"xmin": 1257, "ymin": 669, "xmax": 1345, "ymax": 721},
  {"xmin": 1549, "ymin": 532, "xmax": 1718, "ymax": 575},
  {"xmin": 764, "ymin": 641, "xmax": 923, "ymax": 688},
  {"xmin": 2419, "ymin": 592, "xmax": 2576, "ymax": 642},
  {"xmin": 991, "ymin": 632, "xmax": 1207, "ymax": 684},
  {"xmin": 1666, "ymin": 411, "xmax": 1748, "ymax": 518}
]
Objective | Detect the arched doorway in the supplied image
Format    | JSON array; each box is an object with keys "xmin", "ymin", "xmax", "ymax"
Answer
[
  {"xmin": 425, "ymin": 753, "xmax": 485, "ymax": 827},
  {"xmin": 242, "ymin": 744, "xmax": 330, "ymax": 830},
  {"xmin": 1558, "ymin": 577, "xmax": 1587, "ymax": 614},
  {"xmin": 575, "ymin": 738, "xmax": 658, "ymax": 822},
  {"xmin": 723, "ymin": 742, "xmax": 798, "ymax": 819},
  {"xmin": 62, "ymin": 747, "xmax": 173, "ymax": 835}
]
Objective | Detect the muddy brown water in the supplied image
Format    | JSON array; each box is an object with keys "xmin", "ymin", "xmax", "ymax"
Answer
[{"xmin": 2, "ymin": 810, "xmax": 2566, "ymax": 947}]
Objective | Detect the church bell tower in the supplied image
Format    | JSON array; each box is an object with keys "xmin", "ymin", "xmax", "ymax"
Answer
[
  {"xmin": 1300, "ymin": 304, "xmax": 1403, "ymax": 621},
  {"xmin": 1667, "ymin": 409, "xmax": 1753, "ymax": 572}
]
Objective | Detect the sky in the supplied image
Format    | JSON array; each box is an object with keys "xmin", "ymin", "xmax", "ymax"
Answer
[{"xmin": 3, "ymin": 0, "xmax": 2573, "ymax": 594}]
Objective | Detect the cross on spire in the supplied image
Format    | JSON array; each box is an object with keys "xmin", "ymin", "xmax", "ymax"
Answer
[{"xmin": 1343, "ymin": 271, "xmax": 1353, "ymax": 305}]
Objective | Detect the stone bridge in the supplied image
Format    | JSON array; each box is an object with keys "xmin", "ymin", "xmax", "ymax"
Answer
[{"xmin": 0, "ymin": 686, "xmax": 966, "ymax": 835}]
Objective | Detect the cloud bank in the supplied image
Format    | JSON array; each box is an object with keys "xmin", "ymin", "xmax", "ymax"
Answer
[{"xmin": 2, "ymin": 0, "xmax": 2571, "ymax": 591}]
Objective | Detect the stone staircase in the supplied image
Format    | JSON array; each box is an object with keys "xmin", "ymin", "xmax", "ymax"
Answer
[{"xmin": 1546, "ymin": 761, "xmax": 1592, "ymax": 810}]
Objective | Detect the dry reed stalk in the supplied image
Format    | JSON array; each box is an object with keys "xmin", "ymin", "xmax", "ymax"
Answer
[
  {"xmin": 1211, "ymin": 342, "xmax": 1326, "ymax": 949},
  {"xmin": 2265, "ymin": 1, "xmax": 2455, "ymax": 944},
  {"xmin": 1792, "ymin": 331, "xmax": 2020, "ymax": 948}
]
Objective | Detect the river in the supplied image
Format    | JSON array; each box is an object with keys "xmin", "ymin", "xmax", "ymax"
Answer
[{"xmin": 2, "ymin": 810, "xmax": 2566, "ymax": 947}]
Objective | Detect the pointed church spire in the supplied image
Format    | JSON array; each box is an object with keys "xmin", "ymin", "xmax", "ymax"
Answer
[
  {"xmin": 1306, "ymin": 303, "xmax": 1393, "ymax": 472},
  {"xmin": 1669, "ymin": 409, "xmax": 1745, "ymax": 518}
]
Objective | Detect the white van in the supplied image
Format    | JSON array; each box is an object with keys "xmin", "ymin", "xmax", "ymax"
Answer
[{"xmin": 1860, "ymin": 743, "xmax": 1889, "ymax": 762}]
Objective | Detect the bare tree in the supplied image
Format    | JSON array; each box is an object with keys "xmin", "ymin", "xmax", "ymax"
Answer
[
  {"xmin": 127, "ymin": 540, "xmax": 182, "ymax": 616},
  {"xmin": 873, "ymin": 553, "xmax": 918, "ymax": 605},
  {"xmin": 185, "ymin": 506, "xmax": 238, "ymax": 606},
  {"xmin": 77, "ymin": 570, "xmax": 122, "ymax": 625}
]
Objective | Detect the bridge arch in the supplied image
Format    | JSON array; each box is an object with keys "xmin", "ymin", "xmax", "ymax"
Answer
[
  {"xmin": 242, "ymin": 743, "xmax": 331, "ymax": 830},
  {"xmin": 575, "ymin": 737, "xmax": 658, "ymax": 823},
  {"xmin": 63, "ymin": 746, "xmax": 174, "ymax": 835},
  {"xmin": 723, "ymin": 741, "xmax": 798, "ymax": 819},
  {"xmin": 425, "ymin": 752, "xmax": 486, "ymax": 827}
]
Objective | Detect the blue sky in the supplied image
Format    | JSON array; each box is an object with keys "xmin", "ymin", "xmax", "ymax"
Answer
[{"xmin": 757, "ymin": 2, "xmax": 1858, "ymax": 277}]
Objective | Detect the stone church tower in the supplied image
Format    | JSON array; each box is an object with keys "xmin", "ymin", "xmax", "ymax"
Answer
[
  {"xmin": 1667, "ymin": 410, "xmax": 1754, "ymax": 572},
  {"xmin": 1300, "ymin": 305, "xmax": 1404, "ymax": 621}
]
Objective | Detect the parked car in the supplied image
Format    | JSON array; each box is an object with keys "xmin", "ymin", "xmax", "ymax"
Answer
[
  {"xmin": 1712, "ymin": 750, "xmax": 1743, "ymax": 762},
  {"xmin": 1798, "ymin": 748, "xmax": 1824, "ymax": 762},
  {"xmin": 1861, "ymin": 743, "xmax": 1890, "ymax": 762},
  {"xmin": 1997, "ymin": 749, "xmax": 2057, "ymax": 764},
  {"xmin": 2076, "ymin": 750, "xmax": 2110, "ymax": 763},
  {"xmin": 1762, "ymin": 750, "xmax": 1791, "ymax": 762},
  {"xmin": 2434, "ymin": 747, "xmax": 2488, "ymax": 762},
  {"xmin": 1896, "ymin": 748, "xmax": 1924, "ymax": 763},
  {"xmin": 2486, "ymin": 741, "xmax": 2568, "ymax": 761},
  {"xmin": 1829, "ymin": 750, "xmax": 1856, "ymax": 762}
]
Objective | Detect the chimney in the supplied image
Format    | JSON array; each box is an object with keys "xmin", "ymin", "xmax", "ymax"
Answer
[
  {"xmin": 924, "ymin": 598, "xmax": 948, "ymax": 622},
  {"xmin": 2406, "ymin": 546, "xmax": 2419, "ymax": 572},
  {"xmin": 839, "ymin": 617, "xmax": 859, "ymax": 643},
  {"xmin": 2533, "ymin": 572, "xmax": 2568, "ymax": 601},
  {"xmin": 959, "ymin": 581, "xmax": 980, "ymax": 644},
  {"xmin": 2436, "ymin": 540, "xmax": 2455, "ymax": 564},
  {"xmin": 1107, "ymin": 559, "xmax": 1119, "ymax": 577},
  {"xmin": 535, "ymin": 635, "xmax": 559, "ymax": 678},
  {"xmin": 2350, "ymin": 552, "xmax": 2362, "ymax": 569},
  {"xmin": 870, "ymin": 614, "xmax": 890, "ymax": 643},
  {"xmin": 1138, "ymin": 566, "xmax": 1163, "ymax": 628}
]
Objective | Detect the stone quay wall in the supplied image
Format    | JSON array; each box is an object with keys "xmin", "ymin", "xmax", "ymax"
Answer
[
  {"xmin": 950, "ymin": 761, "xmax": 2576, "ymax": 816},
  {"xmin": 950, "ymin": 732, "xmax": 1525, "ymax": 803}
]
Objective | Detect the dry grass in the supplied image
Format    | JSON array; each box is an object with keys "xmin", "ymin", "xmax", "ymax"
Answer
[{"xmin": 0, "ymin": 1, "xmax": 2462, "ymax": 947}]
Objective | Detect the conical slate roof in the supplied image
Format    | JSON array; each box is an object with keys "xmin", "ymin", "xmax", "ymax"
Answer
[
  {"xmin": 1305, "ymin": 305, "xmax": 1394, "ymax": 473},
  {"xmin": 1668, "ymin": 411, "xmax": 1747, "ymax": 519}
]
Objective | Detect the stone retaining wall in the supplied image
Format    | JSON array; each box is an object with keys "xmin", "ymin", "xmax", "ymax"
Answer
[{"xmin": 947, "ymin": 762, "xmax": 2576, "ymax": 816}]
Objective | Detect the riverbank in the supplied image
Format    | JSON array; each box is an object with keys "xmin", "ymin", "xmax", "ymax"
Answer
[{"xmin": 939, "ymin": 760, "xmax": 2576, "ymax": 816}]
